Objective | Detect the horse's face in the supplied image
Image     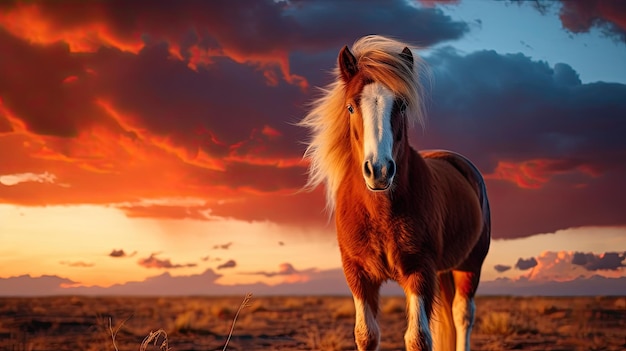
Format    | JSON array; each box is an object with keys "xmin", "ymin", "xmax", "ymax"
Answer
[{"xmin": 339, "ymin": 46, "xmax": 411, "ymax": 192}]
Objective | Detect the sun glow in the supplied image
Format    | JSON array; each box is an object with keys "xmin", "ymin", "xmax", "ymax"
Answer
[{"xmin": 0, "ymin": 203, "xmax": 339, "ymax": 288}]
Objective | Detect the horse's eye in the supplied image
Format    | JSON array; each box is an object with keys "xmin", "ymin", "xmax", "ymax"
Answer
[
  {"xmin": 399, "ymin": 101, "xmax": 407, "ymax": 113},
  {"xmin": 347, "ymin": 104, "xmax": 354, "ymax": 114}
]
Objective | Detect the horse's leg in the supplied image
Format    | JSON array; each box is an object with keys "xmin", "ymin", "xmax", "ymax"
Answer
[
  {"xmin": 451, "ymin": 270, "xmax": 480, "ymax": 351},
  {"xmin": 402, "ymin": 270, "xmax": 436, "ymax": 351},
  {"xmin": 344, "ymin": 263, "xmax": 382, "ymax": 350}
]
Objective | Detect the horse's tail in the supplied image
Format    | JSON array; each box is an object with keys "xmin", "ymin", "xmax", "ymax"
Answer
[{"xmin": 431, "ymin": 271, "xmax": 456, "ymax": 351}]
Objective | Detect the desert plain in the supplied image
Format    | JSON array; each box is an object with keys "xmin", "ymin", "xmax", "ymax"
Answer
[{"xmin": 0, "ymin": 295, "xmax": 624, "ymax": 351}]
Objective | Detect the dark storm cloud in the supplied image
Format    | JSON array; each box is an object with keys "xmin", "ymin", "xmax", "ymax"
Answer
[
  {"xmin": 284, "ymin": 0, "xmax": 469, "ymax": 48},
  {"xmin": 571, "ymin": 251, "xmax": 626, "ymax": 271},
  {"xmin": 137, "ymin": 253, "xmax": 197, "ymax": 269},
  {"xmin": 418, "ymin": 47, "xmax": 626, "ymax": 238},
  {"xmin": 494, "ymin": 264, "xmax": 512, "ymax": 273},
  {"xmin": 422, "ymin": 47, "xmax": 626, "ymax": 169},
  {"xmin": 0, "ymin": 30, "xmax": 108, "ymax": 137},
  {"xmin": 515, "ymin": 257, "xmax": 538, "ymax": 271}
]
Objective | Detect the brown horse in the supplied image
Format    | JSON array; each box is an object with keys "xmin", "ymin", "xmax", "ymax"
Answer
[{"xmin": 300, "ymin": 35, "xmax": 491, "ymax": 351}]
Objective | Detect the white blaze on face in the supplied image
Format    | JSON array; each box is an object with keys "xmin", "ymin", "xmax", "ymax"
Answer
[{"xmin": 360, "ymin": 82, "xmax": 395, "ymax": 167}]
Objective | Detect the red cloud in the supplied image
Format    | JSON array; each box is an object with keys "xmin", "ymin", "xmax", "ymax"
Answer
[
  {"xmin": 416, "ymin": 0, "xmax": 460, "ymax": 8},
  {"xmin": 0, "ymin": 1, "xmax": 308, "ymax": 89},
  {"xmin": 0, "ymin": 3, "xmax": 144, "ymax": 54},
  {"xmin": 559, "ymin": 0, "xmax": 626, "ymax": 37},
  {"xmin": 485, "ymin": 159, "xmax": 600, "ymax": 189}
]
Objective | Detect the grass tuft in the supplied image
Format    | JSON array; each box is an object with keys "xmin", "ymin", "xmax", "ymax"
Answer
[
  {"xmin": 222, "ymin": 292, "xmax": 253, "ymax": 351},
  {"xmin": 109, "ymin": 315, "xmax": 132, "ymax": 351},
  {"xmin": 140, "ymin": 329, "xmax": 170, "ymax": 351}
]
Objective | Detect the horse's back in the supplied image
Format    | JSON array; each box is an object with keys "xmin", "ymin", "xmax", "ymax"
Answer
[{"xmin": 420, "ymin": 149, "xmax": 491, "ymax": 273}]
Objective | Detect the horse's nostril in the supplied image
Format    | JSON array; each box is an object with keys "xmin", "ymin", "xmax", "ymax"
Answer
[
  {"xmin": 364, "ymin": 160, "xmax": 373, "ymax": 178},
  {"xmin": 388, "ymin": 160, "xmax": 396, "ymax": 178}
]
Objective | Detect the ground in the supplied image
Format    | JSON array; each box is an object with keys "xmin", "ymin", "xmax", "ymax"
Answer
[{"xmin": 0, "ymin": 296, "xmax": 624, "ymax": 350}]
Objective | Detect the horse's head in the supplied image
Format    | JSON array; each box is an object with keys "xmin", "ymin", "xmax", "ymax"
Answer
[{"xmin": 339, "ymin": 44, "xmax": 414, "ymax": 192}]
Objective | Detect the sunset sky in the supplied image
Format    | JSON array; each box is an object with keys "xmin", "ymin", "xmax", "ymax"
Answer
[{"xmin": 1, "ymin": 0, "xmax": 625, "ymax": 296}]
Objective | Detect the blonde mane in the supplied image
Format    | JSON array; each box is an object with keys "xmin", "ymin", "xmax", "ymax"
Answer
[{"xmin": 299, "ymin": 35, "xmax": 427, "ymax": 211}]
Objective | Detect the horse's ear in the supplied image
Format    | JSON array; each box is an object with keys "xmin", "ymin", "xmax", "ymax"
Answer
[
  {"xmin": 339, "ymin": 45, "xmax": 358, "ymax": 82},
  {"xmin": 400, "ymin": 47, "xmax": 413, "ymax": 71}
]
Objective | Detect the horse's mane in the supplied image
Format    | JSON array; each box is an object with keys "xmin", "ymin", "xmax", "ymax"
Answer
[{"xmin": 300, "ymin": 35, "xmax": 427, "ymax": 211}]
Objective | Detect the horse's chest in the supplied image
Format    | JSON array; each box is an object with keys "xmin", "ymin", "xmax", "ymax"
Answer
[{"xmin": 344, "ymin": 219, "xmax": 409, "ymax": 281}]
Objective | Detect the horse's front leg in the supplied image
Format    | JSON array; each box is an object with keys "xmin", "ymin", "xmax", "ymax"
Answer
[
  {"xmin": 343, "ymin": 261, "xmax": 382, "ymax": 351},
  {"xmin": 452, "ymin": 270, "xmax": 480, "ymax": 351},
  {"xmin": 401, "ymin": 270, "xmax": 436, "ymax": 351}
]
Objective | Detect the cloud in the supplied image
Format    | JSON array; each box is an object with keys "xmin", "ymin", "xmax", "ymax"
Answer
[
  {"xmin": 0, "ymin": 0, "xmax": 469, "ymax": 229},
  {"xmin": 59, "ymin": 261, "xmax": 94, "ymax": 268},
  {"xmin": 0, "ymin": 0, "xmax": 624, "ymax": 241},
  {"xmin": 217, "ymin": 259, "xmax": 237, "ymax": 270},
  {"xmin": 241, "ymin": 263, "xmax": 317, "ymax": 283},
  {"xmin": 513, "ymin": 0, "xmax": 626, "ymax": 44},
  {"xmin": 0, "ymin": 26, "xmax": 312, "ymax": 224},
  {"xmin": 108, "ymin": 249, "xmax": 136, "ymax": 258},
  {"xmin": 0, "ymin": 268, "xmax": 357, "ymax": 296},
  {"xmin": 507, "ymin": 251, "xmax": 626, "ymax": 283},
  {"xmin": 494, "ymin": 264, "xmax": 512, "ymax": 273},
  {"xmin": 478, "ymin": 275, "xmax": 626, "ymax": 296},
  {"xmin": 0, "ymin": 0, "xmax": 469, "ymax": 91},
  {"xmin": 0, "ymin": 172, "xmax": 56, "ymax": 186},
  {"xmin": 71, "ymin": 269, "xmax": 227, "ymax": 296},
  {"xmin": 420, "ymin": 47, "xmax": 626, "ymax": 238},
  {"xmin": 515, "ymin": 257, "xmax": 538, "ymax": 271},
  {"xmin": 4, "ymin": 269, "xmax": 624, "ymax": 297},
  {"xmin": 571, "ymin": 251, "xmax": 626, "ymax": 271},
  {"xmin": 213, "ymin": 242, "xmax": 233, "ymax": 250},
  {"xmin": 0, "ymin": 274, "xmax": 77, "ymax": 296},
  {"xmin": 557, "ymin": 0, "xmax": 626, "ymax": 43},
  {"xmin": 118, "ymin": 204, "xmax": 215, "ymax": 221},
  {"xmin": 137, "ymin": 253, "xmax": 197, "ymax": 269}
]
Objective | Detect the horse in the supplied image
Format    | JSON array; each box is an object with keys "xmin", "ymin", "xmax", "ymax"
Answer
[{"xmin": 299, "ymin": 35, "xmax": 491, "ymax": 351}]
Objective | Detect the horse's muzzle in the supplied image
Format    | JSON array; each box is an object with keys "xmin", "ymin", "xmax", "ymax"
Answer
[{"xmin": 363, "ymin": 159, "xmax": 395, "ymax": 191}]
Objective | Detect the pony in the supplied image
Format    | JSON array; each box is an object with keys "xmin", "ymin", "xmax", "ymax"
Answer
[{"xmin": 299, "ymin": 35, "xmax": 491, "ymax": 351}]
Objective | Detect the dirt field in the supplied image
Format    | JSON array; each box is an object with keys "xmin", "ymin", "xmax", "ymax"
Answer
[{"xmin": 0, "ymin": 295, "xmax": 624, "ymax": 350}]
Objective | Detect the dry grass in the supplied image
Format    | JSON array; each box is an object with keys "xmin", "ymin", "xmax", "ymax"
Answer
[
  {"xmin": 2, "ymin": 295, "xmax": 624, "ymax": 350},
  {"xmin": 477, "ymin": 311, "xmax": 514, "ymax": 335},
  {"xmin": 301, "ymin": 324, "xmax": 352, "ymax": 351},
  {"xmin": 107, "ymin": 293, "xmax": 252, "ymax": 351}
]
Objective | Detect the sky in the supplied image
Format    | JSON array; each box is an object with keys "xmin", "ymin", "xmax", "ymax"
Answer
[{"xmin": 0, "ymin": 0, "xmax": 625, "ymax": 296}]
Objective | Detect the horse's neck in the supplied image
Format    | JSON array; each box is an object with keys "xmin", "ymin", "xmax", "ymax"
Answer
[{"xmin": 393, "ymin": 148, "xmax": 432, "ymax": 206}]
